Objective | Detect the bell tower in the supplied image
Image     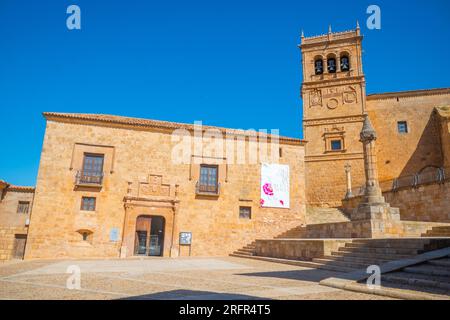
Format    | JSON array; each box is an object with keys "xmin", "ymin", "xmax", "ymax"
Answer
[{"xmin": 300, "ymin": 25, "xmax": 367, "ymax": 207}]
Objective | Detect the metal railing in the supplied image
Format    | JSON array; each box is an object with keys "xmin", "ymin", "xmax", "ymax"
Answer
[
  {"xmin": 75, "ymin": 170, "xmax": 104, "ymax": 186},
  {"xmin": 195, "ymin": 182, "xmax": 220, "ymax": 196},
  {"xmin": 351, "ymin": 167, "xmax": 448, "ymax": 196}
]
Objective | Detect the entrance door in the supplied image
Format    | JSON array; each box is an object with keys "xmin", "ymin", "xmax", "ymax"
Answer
[
  {"xmin": 13, "ymin": 234, "xmax": 27, "ymax": 259},
  {"xmin": 134, "ymin": 216, "xmax": 165, "ymax": 256}
]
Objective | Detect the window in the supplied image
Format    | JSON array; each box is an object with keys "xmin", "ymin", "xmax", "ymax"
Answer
[
  {"xmin": 239, "ymin": 206, "xmax": 252, "ymax": 219},
  {"xmin": 83, "ymin": 154, "xmax": 104, "ymax": 174},
  {"xmin": 331, "ymin": 140, "xmax": 343, "ymax": 151},
  {"xmin": 327, "ymin": 58, "xmax": 337, "ymax": 73},
  {"xmin": 397, "ymin": 121, "xmax": 408, "ymax": 134},
  {"xmin": 340, "ymin": 55, "xmax": 350, "ymax": 71},
  {"xmin": 314, "ymin": 59, "xmax": 324, "ymax": 75},
  {"xmin": 17, "ymin": 201, "xmax": 30, "ymax": 214},
  {"xmin": 77, "ymin": 230, "xmax": 93, "ymax": 242},
  {"xmin": 198, "ymin": 165, "xmax": 219, "ymax": 194},
  {"xmin": 81, "ymin": 197, "xmax": 96, "ymax": 211}
]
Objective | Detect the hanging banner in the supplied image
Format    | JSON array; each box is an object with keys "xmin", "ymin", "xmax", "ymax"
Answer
[{"xmin": 260, "ymin": 163, "xmax": 290, "ymax": 209}]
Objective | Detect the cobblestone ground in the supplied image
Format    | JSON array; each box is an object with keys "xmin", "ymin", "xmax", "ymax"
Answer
[{"xmin": 0, "ymin": 257, "xmax": 394, "ymax": 300}]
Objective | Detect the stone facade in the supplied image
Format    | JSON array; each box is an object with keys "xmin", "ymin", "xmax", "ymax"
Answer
[
  {"xmin": 301, "ymin": 27, "xmax": 450, "ymax": 207},
  {"xmin": 24, "ymin": 113, "xmax": 306, "ymax": 260},
  {"xmin": 0, "ymin": 183, "xmax": 34, "ymax": 261}
]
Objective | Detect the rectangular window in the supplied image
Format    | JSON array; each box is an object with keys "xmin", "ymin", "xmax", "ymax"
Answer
[
  {"xmin": 397, "ymin": 121, "xmax": 408, "ymax": 134},
  {"xmin": 81, "ymin": 197, "xmax": 96, "ymax": 211},
  {"xmin": 331, "ymin": 140, "xmax": 343, "ymax": 151},
  {"xmin": 239, "ymin": 206, "xmax": 251, "ymax": 219},
  {"xmin": 199, "ymin": 164, "xmax": 219, "ymax": 193},
  {"xmin": 83, "ymin": 154, "xmax": 104, "ymax": 174},
  {"xmin": 17, "ymin": 201, "xmax": 30, "ymax": 214}
]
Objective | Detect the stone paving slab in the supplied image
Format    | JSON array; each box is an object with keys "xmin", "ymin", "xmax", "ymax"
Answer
[{"xmin": 0, "ymin": 257, "xmax": 393, "ymax": 300}]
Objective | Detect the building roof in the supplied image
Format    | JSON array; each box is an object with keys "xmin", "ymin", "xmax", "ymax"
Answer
[
  {"xmin": 43, "ymin": 112, "xmax": 306, "ymax": 146},
  {"xmin": 367, "ymin": 87, "xmax": 450, "ymax": 100},
  {"xmin": 0, "ymin": 180, "xmax": 35, "ymax": 193},
  {"xmin": 435, "ymin": 105, "xmax": 450, "ymax": 118}
]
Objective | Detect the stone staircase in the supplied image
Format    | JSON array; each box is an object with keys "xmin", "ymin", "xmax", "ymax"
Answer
[
  {"xmin": 232, "ymin": 238, "xmax": 450, "ymax": 274},
  {"xmin": 310, "ymin": 239, "xmax": 450, "ymax": 272},
  {"xmin": 378, "ymin": 254, "xmax": 450, "ymax": 296},
  {"xmin": 422, "ymin": 226, "xmax": 450, "ymax": 237},
  {"xmin": 231, "ymin": 207, "xmax": 351, "ymax": 256},
  {"xmin": 231, "ymin": 241, "xmax": 256, "ymax": 257}
]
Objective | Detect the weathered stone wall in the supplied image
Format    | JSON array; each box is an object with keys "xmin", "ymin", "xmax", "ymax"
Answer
[
  {"xmin": 0, "ymin": 188, "xmax": 34, "ymax": 261},
  {"xmin": 342, "ymin": 182, "xmax": 450, "ymax": 223},
  {"xmin": 25, "ymin": 117, "xmax": 306, "ymax": 260},
  {"xmin": 366, "ymin": 92, "xmax": 450, "ymax": 181}
]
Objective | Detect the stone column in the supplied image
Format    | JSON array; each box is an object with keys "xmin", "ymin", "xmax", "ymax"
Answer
[
  {"xmin": 344, "ymin": 163, "xmax": 353, "ymax": 199},
  {"xmin": 352, "ymin": 114, "xmax": 400, "ymax": 222},
  {"xmin": 359, "ymin": 115, "xmax": 384, "ymax": 204}
]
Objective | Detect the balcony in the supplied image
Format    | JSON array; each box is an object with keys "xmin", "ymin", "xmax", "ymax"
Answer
[
  {"xmin": 75, "ymin": 170, "xmax": 104, "ymax": 188},
  {"xmin": 195, "ymin": 182, "xmax": 220, "ymax": 197}
]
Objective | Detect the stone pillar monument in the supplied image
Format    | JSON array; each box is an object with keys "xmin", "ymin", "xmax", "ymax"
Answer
[
  {"xmin": 344, "ymin": 163, "xmax": 353, "ymax": 199},
  {"xmin": 351, "ymin": 114, "xmax": 400, "ymax": 221}
]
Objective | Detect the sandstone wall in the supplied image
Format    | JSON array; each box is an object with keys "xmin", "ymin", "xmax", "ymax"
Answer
[
  {"xmin": 0, "ymin": 189, "xmax": 33, "ymax": 261},
  {"xmin": 25, "ymin": 119, "xmax": 306, "ymax": 260}
]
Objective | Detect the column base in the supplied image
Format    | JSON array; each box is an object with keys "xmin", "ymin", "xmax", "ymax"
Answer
[{"xmin": 351, "ymin": 202, "xmax": 400, "ymax": 221}]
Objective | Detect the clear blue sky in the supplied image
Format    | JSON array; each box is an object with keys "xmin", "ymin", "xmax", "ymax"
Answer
[{"xmin": 1, "ymin": 0, "xmax": 449, "ymax": 186}]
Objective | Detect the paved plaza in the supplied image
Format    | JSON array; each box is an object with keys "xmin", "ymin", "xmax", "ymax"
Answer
[{"xmin": 0, "ymin": 257, "xmax": 392, "ymax": 300}]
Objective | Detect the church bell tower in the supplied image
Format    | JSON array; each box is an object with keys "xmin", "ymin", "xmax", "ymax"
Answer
[{"xmin": 300, "ymin": 24, "xmax": 367, "ymax": 206}]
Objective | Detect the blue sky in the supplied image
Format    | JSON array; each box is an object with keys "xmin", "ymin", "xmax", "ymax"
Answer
[{"xmin": 1, "ymin": 0, "xmax": 449, "ymax": 186}]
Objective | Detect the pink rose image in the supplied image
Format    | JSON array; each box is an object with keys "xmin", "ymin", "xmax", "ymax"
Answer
[
  {"xmin": 260, "ymin": 199, "xmax": 265, "ymax": 206},
  {"xmin": 262, "ymin": 183, "xmax": 274, "ymax": 196}
]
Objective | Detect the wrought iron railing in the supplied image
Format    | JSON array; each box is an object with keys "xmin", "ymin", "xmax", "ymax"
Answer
[
  {"xmin": 75, "ymin": 170, "xmax": 104, "ymax": 186},
  {"xmin": 351, "ymin": 167, "xmax": 448, "ymax": 196},
  {"xmin": 195, "ymin": 181, "xmax": 220, "ymax": 196}
]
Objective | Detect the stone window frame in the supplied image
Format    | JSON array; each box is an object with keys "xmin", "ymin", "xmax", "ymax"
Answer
[
  {"xmin": 397, "ymin": 121, "xmax": 409, "ymax": 134},
  {"xmin": 323, "ymin": 129, "xmax": 346, "ymax": 153},
  {"xmin": 239, "ymin": 206, "xmax": 252, "ymax": 219},
  {"xmin": 80, "ymin": 196, "xmax": 96, "ymax": 211},
  {"xmin": 17, "ymin": 201, "xmax": 30, "ymax": 214}
]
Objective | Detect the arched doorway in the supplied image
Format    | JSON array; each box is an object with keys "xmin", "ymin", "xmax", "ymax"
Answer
[{"xmin": 134, "ymin": 215, "xmax": 165, "ymax": 256}]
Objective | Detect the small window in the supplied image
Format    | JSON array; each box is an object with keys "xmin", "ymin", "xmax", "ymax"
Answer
[
  {"xmin": 327, "ymin": 58, "xmax": 337, "ymax": 73},
  {"xmin": 17, "ymin": 201, "xmax": 30, "ymax": 214},
  {"xmin": 314, "ymin": 59, "xmax": 324, "ymax": 75},
  {"xmin": 331, "ymin": 140, "xmax": 343, "ymax": 151},
  {"xmin": 279, "ymin": 147, "xmax": 283, "ymax": 158},
  {"xmin": 81, "ymin": 197, "xmax": 96, "ymax": 211},
  {"xmin": 397, "ymin": 121, "xmax": 408, "ymax": 134},
  {"xmin": 239, "ymin": 206, "xmax": 252, "ymax": 219},
  {"xmin": 77, "ymin": 230, "xmax": 93, "ymax": 242},
  {"xmin": 340, "ymin": 56, "xmax": 350, "ymax": 72}
]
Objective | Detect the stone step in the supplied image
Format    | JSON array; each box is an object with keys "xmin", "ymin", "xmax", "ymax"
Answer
[
  {"xmin": 229, "ymin": 254, "xmax": 355, "ymax": 273},
  {"xmin": 347, "ymin": 240, "xmax": 428, "ymax": 249},
  {"xmin": 381, "ymin": 273, "xmax": 450, "ymax": 292},
  {"xmin": 237, "ymin": 248, "xmax": 255, "ymax": 254},
  {"xmin": 312, "ymin": 257, "xmax": 368, "ymax": 269},
  {"xmin": 428, "ymin": 258, "xmax": 450, "ymax": 268},
  {"xmin": 322, "ymin": 254, "xmax": 392, "ymax": 265},
  {"xmin": 232, "ymin": 250, "xmax": 256, "ymax": 256},
  {"xmin": 403, "ymin": 265, "xmax": 450, "ymax": 278},
  {"xmin": 331, "ymin": 250, "xmax": 413, "ymax": 261},
  {"xmin": 338, "ymin": 246, "xmax": 420, "ymax": 256}
]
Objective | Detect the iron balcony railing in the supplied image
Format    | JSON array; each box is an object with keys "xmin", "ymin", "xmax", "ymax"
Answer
[
  {"xmin": 195, "ymin": 181, "xmax": 220, "ymax": 196},
  {"xmin": 75, "ymin": 170, "xmax": 104, "ymax": 186}
]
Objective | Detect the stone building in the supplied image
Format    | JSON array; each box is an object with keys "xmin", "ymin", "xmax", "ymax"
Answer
[
  {"xmin": 301, "ymin": 26, "xmax": 450, "ymax": 207},
  {"xmin": 1, "ymin": 25, "xmax": 449, "ymax": 262},
  {"xmin": 0, "ymin": 181, "xmax": 34, "ymax": 261},
  {"xmin": 23, "ymin": 113, "xmax": 306, "ymax": 260}
]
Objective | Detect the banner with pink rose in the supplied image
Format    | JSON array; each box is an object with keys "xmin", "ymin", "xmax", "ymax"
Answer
[{"xmin": 260, "ymin": 163, "xmax": 290, "ymax": 209}]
